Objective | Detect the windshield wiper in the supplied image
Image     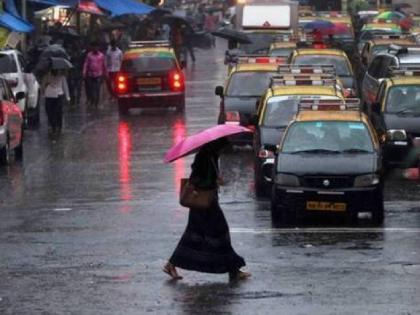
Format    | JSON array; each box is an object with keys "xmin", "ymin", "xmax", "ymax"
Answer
[
  {"xmin": 395, "ymin": 107, "xmax": 420, "ymax": 115},
  {"xmin": 289, "ymin": 149, "xmax": 341, "ymax": 154},
  {"xmin": 341, "ymin": 148, "xmax": 371, "ymax": 154}
]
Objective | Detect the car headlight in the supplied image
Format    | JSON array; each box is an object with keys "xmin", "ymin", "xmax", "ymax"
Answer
[
  {"xmin": 275, "ymin": 173, "xmax": 299, "ymax": 186},
  {"xmin": 387, "ymin": 129, "xmax": 407, "ymax": 141},
  {"xmin": 354, "ymin": 174, "xmax": 380, "ymax": 187}
]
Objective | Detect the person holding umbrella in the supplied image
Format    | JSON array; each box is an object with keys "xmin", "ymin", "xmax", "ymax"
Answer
[
  {"xmin": 163, "ymin": 125, "xmax": 252, "ymax": 281},
  {"xmin": 42, "ymin": 58, "xmax": 72, "ymax": 138}
]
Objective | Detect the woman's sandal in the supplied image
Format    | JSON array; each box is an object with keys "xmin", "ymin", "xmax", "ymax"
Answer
[
  {"xmin": 229, "ymin": 270, "xmax": 251, "ymax": 281},
  {"xmin": 163, "ymin": 263, "xmax": 183, "ymax": 280}
]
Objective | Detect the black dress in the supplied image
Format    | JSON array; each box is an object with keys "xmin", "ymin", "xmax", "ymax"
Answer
[{"xmin": 169, "ymin": 148, "xmax": 246, "ymax": 274}]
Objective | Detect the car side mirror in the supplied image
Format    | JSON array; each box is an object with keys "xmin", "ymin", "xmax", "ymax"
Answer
[
  {"xmin": 215, "ymin": 86, "xmax": 224, "ymax": 97},
  {"xmin": 15, "ymin": 91, "xmax": 25, "ymax": 102}
]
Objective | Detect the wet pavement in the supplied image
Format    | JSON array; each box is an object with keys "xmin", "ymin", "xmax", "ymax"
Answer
[{"xmin": 1, "ymin": 40, "xmax": 420, "ymax": 315}]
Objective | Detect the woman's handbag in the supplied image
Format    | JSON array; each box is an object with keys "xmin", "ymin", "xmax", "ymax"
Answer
[{"xmin": 179, "ymin": 178, "xmax": 216, "ymax": 210}]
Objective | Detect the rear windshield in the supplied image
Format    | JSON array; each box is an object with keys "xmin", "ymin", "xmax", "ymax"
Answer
[
  {"xmin": 0, "ymin": 54, "xmax": 17, "ymax": 73},
  {"xmin": 293, "ymin": 55, "xmax": 351, "ymax": 76},
  {"xmin": 226, "ymin": 72, "xmax": 274, "ymax": 97},
  {"xmin": 269, "ymin": 47, "xmax": 294, "ymax": 58},
  {"xmin": 121, "ymin": 56, "xmax": 176, "ymax": 73},
  {"xmin": 240, "ymin": 32, "xmax": 278, "ymax": 54}
]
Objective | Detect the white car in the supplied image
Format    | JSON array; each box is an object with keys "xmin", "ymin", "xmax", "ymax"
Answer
[{"xmin": 0, "ymin": 49, "xmax": 40, "ymax": 127}]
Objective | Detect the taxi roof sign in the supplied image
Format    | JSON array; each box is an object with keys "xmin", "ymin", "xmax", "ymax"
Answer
[
  {"xmin": 129, "ymin": 40, "xmax": 171, "ymax": 49},
  {"xmin": 278, "ymin": 65, "xmax": 336, "ymax": 75},
  {"xmin": 298, "ymin": 98, "xmax": 360, "ymax": 111},
  {"xmin": 235, "ymin": 55, "xmax": 286, "ymax": 65},
  {"xmin": 390, "ymin": 64, "xmax": 420, "ymax": 77},
  {"xmin": 270, "ymin": 74, "xmax": 337, "ymax": 87},
  {"xmin": 372, "ymin": 34, "xmax": 415, "ymax": 41}
]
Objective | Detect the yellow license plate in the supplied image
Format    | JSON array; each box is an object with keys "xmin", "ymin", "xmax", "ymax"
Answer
[
  {"xmin": 137, "ymin": 77, "xmax": 161, "ymax": 85},
  {"xmin": 306, "ymin": 201, "xmax": 347, "ymax": 212}
]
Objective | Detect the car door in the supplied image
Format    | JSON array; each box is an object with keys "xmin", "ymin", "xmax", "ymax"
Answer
[
  {"xmin": 0, "ymin": 79, "xmax": 21, "ymax": 149},
  {"xmin": 362, "ymin": 56, "xmax": 383, "ymax": 105}
]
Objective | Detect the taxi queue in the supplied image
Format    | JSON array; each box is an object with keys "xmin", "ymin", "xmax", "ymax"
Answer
[{"xmin": 113, "ymin": 10, "xmax": 420, "ymax": 225}]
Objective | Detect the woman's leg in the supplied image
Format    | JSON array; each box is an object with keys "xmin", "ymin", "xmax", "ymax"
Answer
[
  {"xmin": 44, "ymin": 98, "xmax": 54, "ymax": 131},
  {"xmin": 56, "ymin": 97, "xmax": 63, "ymax": 134}
]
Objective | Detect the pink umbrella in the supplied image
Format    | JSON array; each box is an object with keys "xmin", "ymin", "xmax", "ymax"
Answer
[
  {"xmin": 164, "ymin": 125, "xmax": 252, "ymax": 163},
  {"xmin": 321, "ymin": 23, "xmax": 351, "ymax": 35}
]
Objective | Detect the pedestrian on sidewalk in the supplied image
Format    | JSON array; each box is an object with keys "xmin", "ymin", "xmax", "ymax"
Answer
[
  {"xmin": 164, "ymin": 138, "xmax": 251, "ymax": 282},
  {"xmin": 42, "ymin": 69, "xmax": 70, "ymax": 137},
  {"xmin": 83, "ymin": 42, "xmax": 107, "ymax": 108},
  {"xmin": 105, "ymin": 39, "xmax": 123, "ymax": 99}
]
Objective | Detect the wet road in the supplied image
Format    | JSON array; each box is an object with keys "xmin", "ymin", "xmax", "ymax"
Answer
[{"xmin": 1, "ymin": 41, "xmax": 420, "ymax": 315}]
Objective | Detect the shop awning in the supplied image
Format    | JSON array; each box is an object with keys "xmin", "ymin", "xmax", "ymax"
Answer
[
  {"xmin": 27, "ymin": 0, "xmax": 77, "ymax": 5},
  {"xmin": 0, "ymin": 12, "xmax": 34, "ymax": 33},
  {"xmin": 94, "ymin": 0, "xmax": 154, "ymax": 17}
]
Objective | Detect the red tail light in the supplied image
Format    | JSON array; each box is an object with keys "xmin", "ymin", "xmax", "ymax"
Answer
[
  {"xmin": 169, "ymin": 70, "xmax": 185, "ymax": 92},
  {"xmin": 115, "ymin": 73, "xmax": 129, "ymax": 94},
  {"xmin": 0, "ymin": 104, "xmax": 4, "ymax": 125}
]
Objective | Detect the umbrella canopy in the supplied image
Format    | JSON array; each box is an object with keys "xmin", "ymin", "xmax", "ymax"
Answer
[
  {"xmin": 35, "ymin": 44, "xmax": 70, "ymax": 74},
  {"xmin": 212, "ymin": 28, "xmax": 252, "ymax": 44},
  {"xmin": 50, "ymin": 57, "xmax": 73, "ymax": 70},
  {"xmin": 320, "ymin": 23, "xmax": 351, "ymax": 35},
  {"xmin": 376, "ymin": 11, "xmax": 405, "ymax": 21},
  {"xmin": 164, "ymin": 125, "xmax": 252, "ymax": 163},
  {"xmin": 303, "ymin": 19, "xmax": 335, "ymax": 30}
]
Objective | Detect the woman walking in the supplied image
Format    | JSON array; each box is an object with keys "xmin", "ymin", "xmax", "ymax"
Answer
[
  {"xmin": 42, "ymin": 69, "xmax": 70, "ymax": 137},
  {"xmin": 164, "ymin": 138, "xmax": 250, "ymax": 281}
]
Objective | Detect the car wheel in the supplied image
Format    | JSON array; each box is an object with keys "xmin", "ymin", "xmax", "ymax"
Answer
[
  {"xmin": 0, "ymin": 139, "xmax": 11, "ymax": 165},
  {"xmin": 255, "ymin": 166, "xmax": 267, "ymax": 198},
  {"xmin": 118, "ymin": 102, "xmax": 129, "ymax": 116},
  {"xmin": 176, "ymin": 98, "xmax": 186, "ymax": 113},
  {"xmin": 27, "ymin": 97, "xmax": 40, "ymax": 128},
  {"xmin": 14, "ymin": 129, "xmax": 23, "ymax": 161},
  {"xmin": 371, "ymin": 192, "xmax": 384, "ymax": 225}
]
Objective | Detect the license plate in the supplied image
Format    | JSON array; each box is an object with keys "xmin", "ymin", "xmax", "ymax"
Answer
[
  {"xmin": 306, "ymin": 201, "xmax": 347, "ymax": 212},
  {"xmin": 137, "ymin": 77, "xmax": 161, "ymax": 85}
]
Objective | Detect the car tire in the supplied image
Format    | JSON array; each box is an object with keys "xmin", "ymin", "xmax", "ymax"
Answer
[
  {"xmin": 176, "ymin": 98, "xmax": 186, "ymax": 113},
  {"xmin": 14, "ymin": 129, "xmax": 23, "ymax": 161},
  {"xmin": 371, "ymin": 192, "xmax": 384, "ymax": 225},
  {"xmin": 118, "ymin": 102, "xmax": 129, "ymax": 116},
  {"xmin": 0, "ymin": 139, "xmax": 11, "ymax": 165},
  {"xmin": 255, "ymin": 166, "xmax": 267, "ymax": 198},
  {"xmin": 27, "ymin": 96, "xmax": 40, "ymax": 128}
]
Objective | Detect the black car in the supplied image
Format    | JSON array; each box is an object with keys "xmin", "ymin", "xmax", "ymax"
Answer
[
  {"xmin": 271, "ymin": 100, "xmax": 384, "ymax": 224},
  {"xmin": 371, "ymin": 68, "xmax": 420, "ymax": 168}
]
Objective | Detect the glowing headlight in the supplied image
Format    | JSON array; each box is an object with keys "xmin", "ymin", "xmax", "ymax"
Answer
[
  {"xmin": 275, "ymin": 174, "xmax": 299, "ymax": 186},
  {"xmin": 354, "ymin": 174, "xmax": 380, "ymax": 187},
  {"xmin": 387, "ymin": 129, "xmax": 407, "ymax": 141}
]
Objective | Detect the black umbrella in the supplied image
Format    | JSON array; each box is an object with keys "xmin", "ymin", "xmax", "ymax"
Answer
[
  {"xmin": 212, "ymin": 28, "xmax": 252, "ymax": 44},
  {"xmin": 50, "ymin": 57, "xmax": 73, "ymax": 70},
  {"xmin": 161, "ymin": 15, "xmax": 194, "ymax": 31},
  {"xmin": 35, "ymin": 45, "xmax": 70, "ymax": 74}
]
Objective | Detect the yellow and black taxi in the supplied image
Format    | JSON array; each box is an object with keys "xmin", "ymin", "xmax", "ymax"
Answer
[
  {"xmin": 252, "ymin": 65, "xmax": 344, "ymax": 197},
  {"xmin": 271, "ymin": 99, "xmax": 384, "ymax": 224},
  {"xmin": 289, "ymin": 48, "xmax": 357, "ymax": 97},
  {"xmin": 215, "ymin": 56, "xmax": 284, "ymax": 145},
  {"xmin": 360, "ymin": 34, "xmax": 416, "ymax": 68},
  {"xmin": 371, "ymin": 65, "xmax": 420, "ymax": 168},
  {"xmin": 115, "ymin": 41, "xmax": 185, "ymax": 115},
  {"xmin": 268, "ymin": 35, "xmax": 298, "ymax": 59},
  {"xmin": 357, "ymin": 23, "xmax": 402, "ymax": 53}
]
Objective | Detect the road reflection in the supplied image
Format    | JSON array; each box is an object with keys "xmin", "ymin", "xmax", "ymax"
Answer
[
  {"xmin": 118, "ymin": 121, "xmax": 132, "ymax": 213},
  {"xmin": 172, "ymin": 119, "xmax": 187, "ymax": 194}
]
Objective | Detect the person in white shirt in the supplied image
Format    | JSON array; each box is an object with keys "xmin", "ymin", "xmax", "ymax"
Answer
[
  {"xmin": 106, "ymin": 39, "xmax": 123, "ymax": 98},
  {"xmin": 42, "ymin": 69, "xmax": 70, "ymax": 137}
]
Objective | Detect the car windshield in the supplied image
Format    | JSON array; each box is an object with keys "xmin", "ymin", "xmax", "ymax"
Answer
[
  {"xmin": 263, "ymin": 96, "xmax": 340, "ymax": 128},
  {"xmin": 269, "ymin": 47, "xmax": 294, "ymax": 58},
  {"xmin": 282, "ymin": 121, "xmax": 374, "ymax": 154},
  {"xmin": 240, "ymin": 32, "xmax": 278, "ymax": 54},
  {"xmin": 386, "ymin": 85, "xmax": 420, "ymax": 114},
  {"xmin": 293, "ymin": 55, "xmax": 351, "ymax": 76},
  {"xmin": 226, "ymin": 72, "xmax": 274, "ymax": 97},
  {"xmin": 0, "ymin": 54, "xmax": 17, "ymax": 73},
  {"xmin": 121, "ymin": 56, "xmax": 176, "ymax": 73}
]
